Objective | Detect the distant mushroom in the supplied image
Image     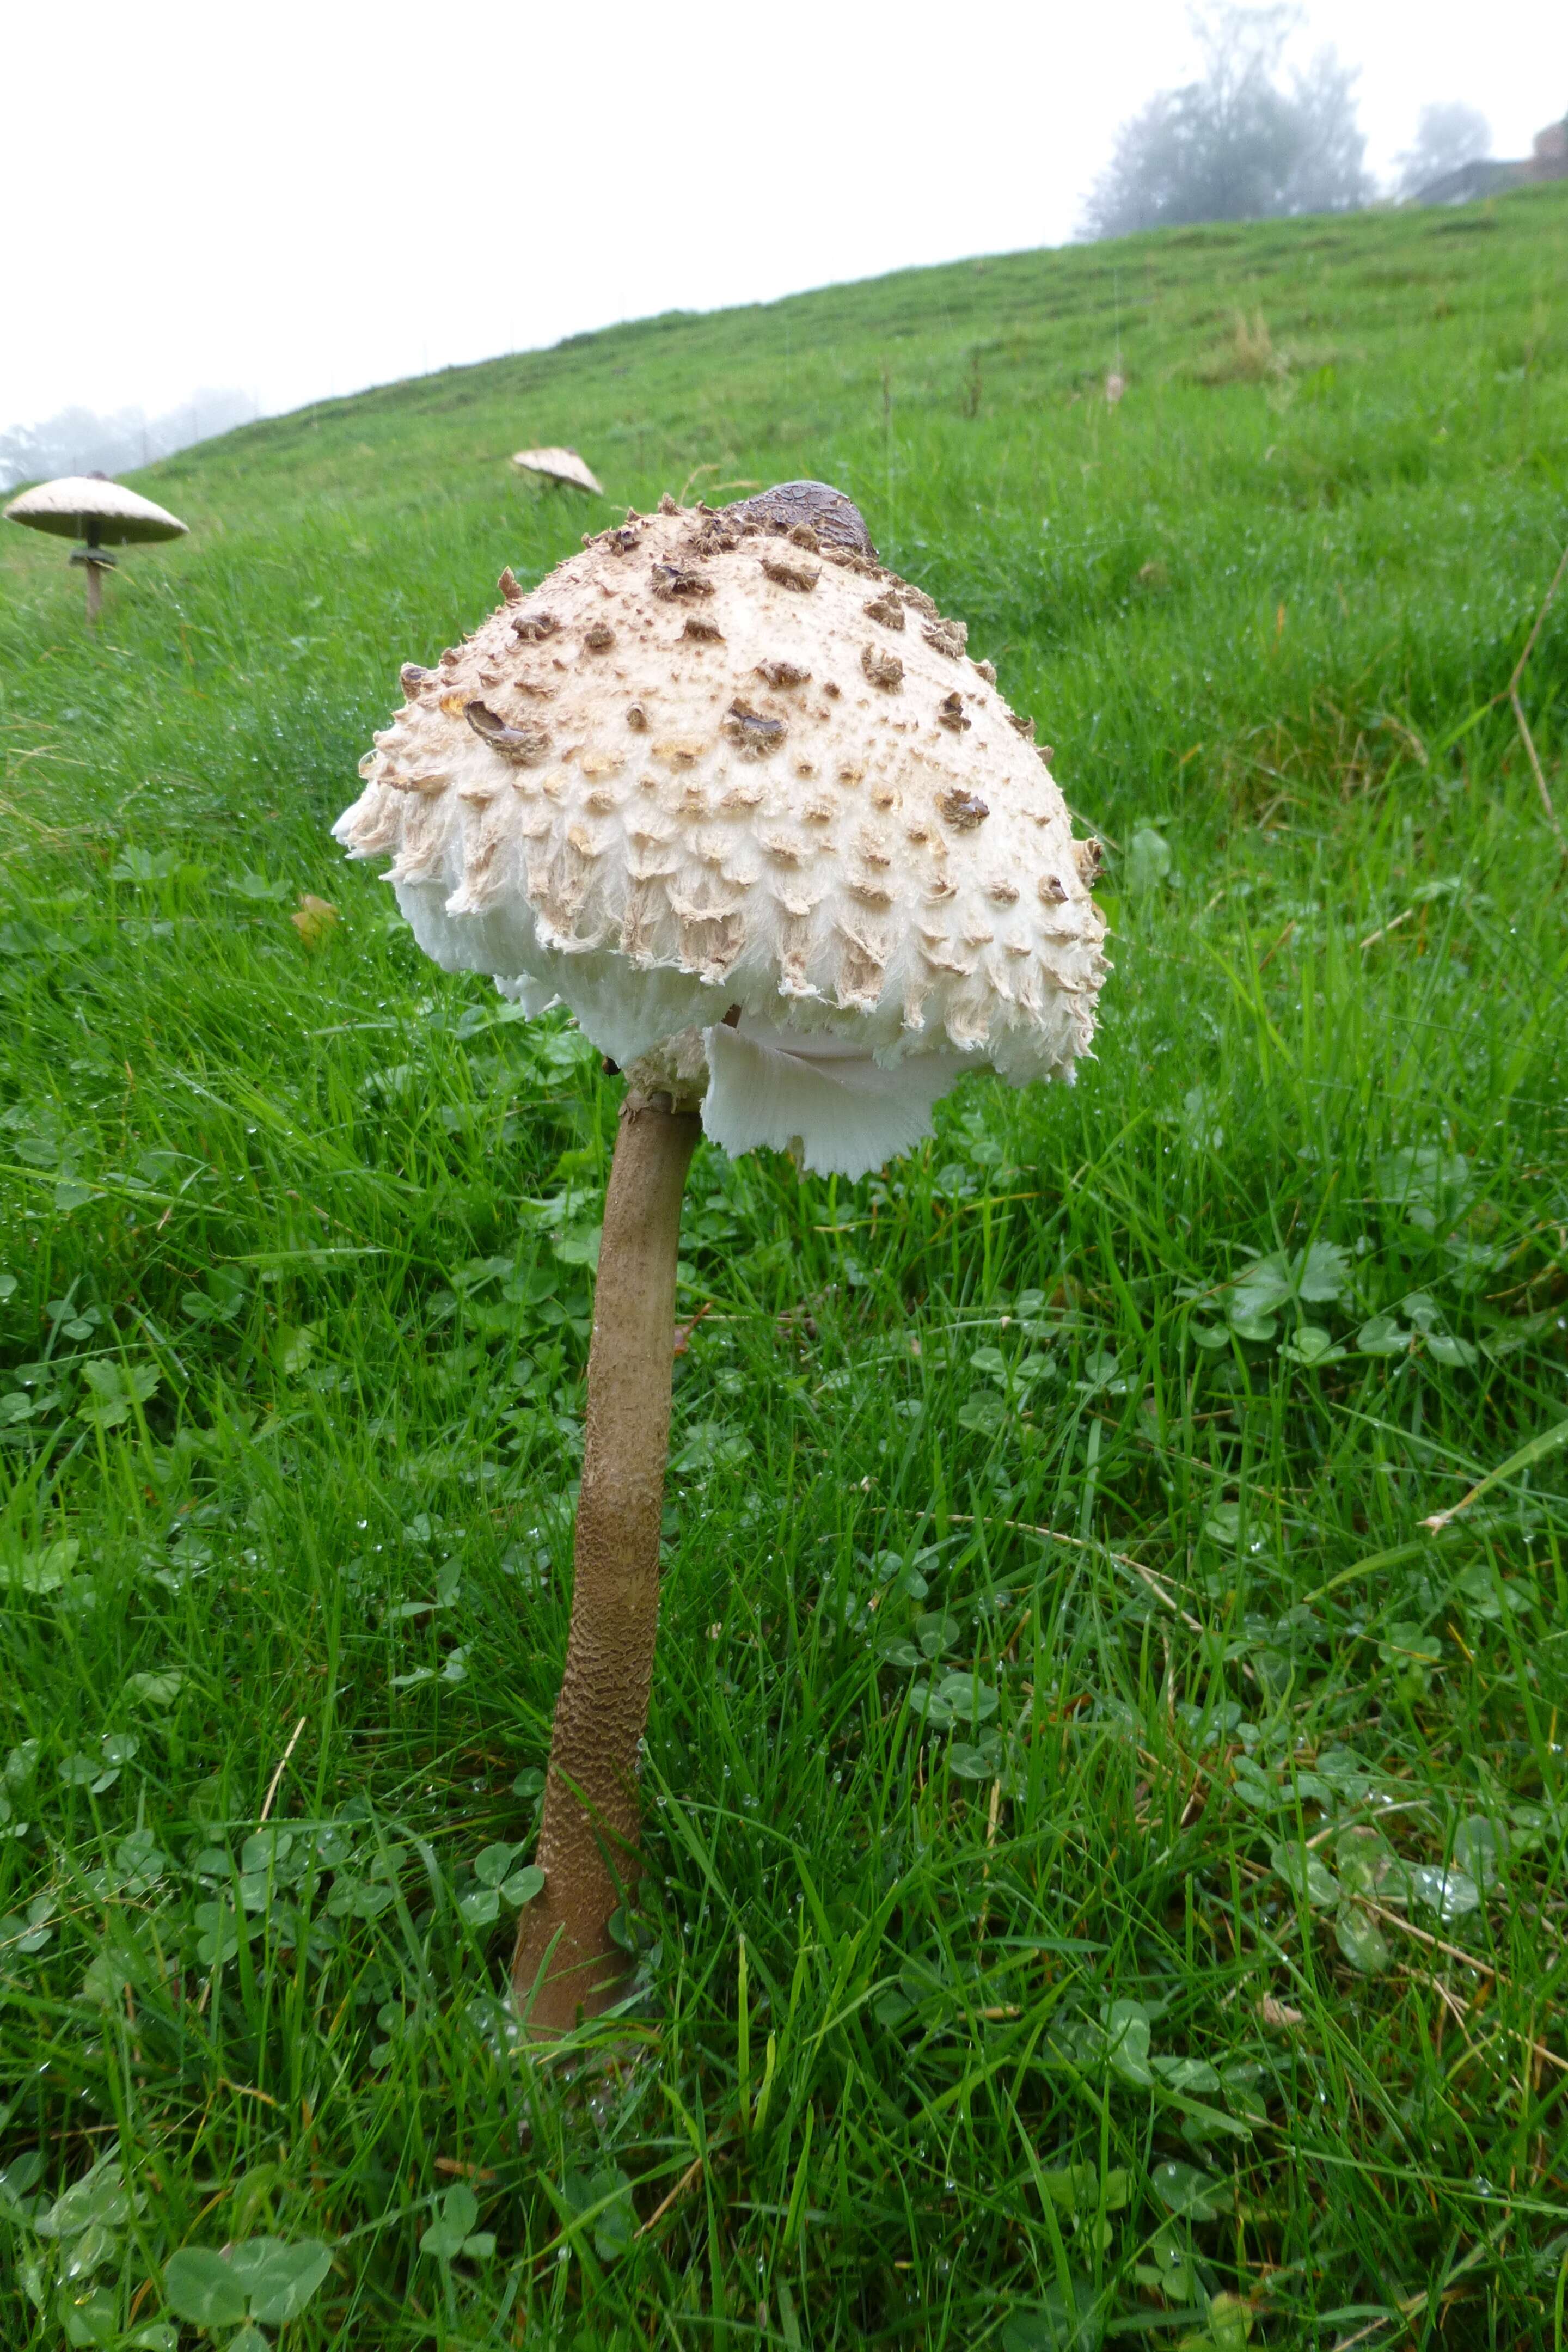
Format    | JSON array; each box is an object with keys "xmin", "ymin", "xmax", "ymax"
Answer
[
  {"xmin": 2, "ymin": 473, "xmax": 188, "ymax": 624},
  {"xmin": 333, "ymin": 481, "xmax": 1108, "ymax": 2034},
  {"xmin": 511, "ymin": 446, "xmax": 605, "ymax": 497}
]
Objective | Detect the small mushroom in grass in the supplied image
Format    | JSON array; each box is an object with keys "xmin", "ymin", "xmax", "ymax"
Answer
[
  {"xmin": 511, "ymin": 446, "xmax": 605, "ymax": 497},
  {"xmin": 3, "ymin": 473, "xmax": 187, "ymax": 624},
  {"xmin": 333, "ymin": 483, "xmax": 1108, "ymax": 2035}
]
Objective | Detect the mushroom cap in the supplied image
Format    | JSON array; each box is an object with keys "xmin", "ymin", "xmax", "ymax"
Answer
[
  {"xmin": 511, "ymin": 447, "xmax": 604, "ymax": 497},
  {"xmin": 2, "ymin": 475, "xmax": 188, "ymax": 547},
  {"xmin": 333, "ymin": 491, "xmax": 1108, "ymax": 1174}
]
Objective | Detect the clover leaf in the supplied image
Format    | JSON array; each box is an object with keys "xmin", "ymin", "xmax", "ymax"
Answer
[{"xmin": 164, "ymin": 2237, "xmax": 332, "ymax": 2340}]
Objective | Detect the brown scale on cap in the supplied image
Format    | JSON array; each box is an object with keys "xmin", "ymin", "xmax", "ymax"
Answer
[
  {"xmin": 651, "ymin": 562, "xmax": 713, "ymax": 601},
  {"xmin": 684, "ymin": 513, "xmax": 749, "ymax": 559},
  {"xmin": 465, "ymin": 705, "xmax": 552, "ymax": 766},
  {"xmin": 938, "ymin": 786, "xmax": 989, "ymax": 831},
  {"xmin": 862, "ymin": 645, "xmax": 903, "ymax": 691},
  {"xmin": 827, "ymin": 548, "xmax": 884, "ymax": 578},
  {"xmin": 722, "ymin": 702, "xmax": 788, "ymax": 757},
  {"xmin": 761, "ymin": 553, "xmax": 820, "ymax": 593},
  {"xmin": 863, "ymin": 595, "xmax": 904, "ymax": 631}
]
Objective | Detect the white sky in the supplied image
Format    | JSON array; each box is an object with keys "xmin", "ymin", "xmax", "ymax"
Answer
[{"xmin": 2, "ymin": 0, "xmax": 1564, "ymax": 436}]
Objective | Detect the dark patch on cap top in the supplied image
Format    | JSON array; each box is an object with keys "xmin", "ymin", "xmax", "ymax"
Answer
[{"xmin": 724, "ymin": 480, "xmax": 875, "ymax": 558}]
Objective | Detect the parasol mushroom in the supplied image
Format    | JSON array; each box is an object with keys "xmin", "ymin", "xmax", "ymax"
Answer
[
  {"xmin": 2, "ymin": 473, "xmax": 188, "ymax": 624},
  {"xmin": 511, "ymin": 446, "xmax": 605, "ymax": 497},
  {"xmin": 333, "ymin": 481, "xmax": 1108, "ymax": 2033}
]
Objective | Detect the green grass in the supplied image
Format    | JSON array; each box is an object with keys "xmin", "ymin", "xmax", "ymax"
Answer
[{"xmin": 2, "ymin": 181, "xmax": 1568, "ymax": 2349}]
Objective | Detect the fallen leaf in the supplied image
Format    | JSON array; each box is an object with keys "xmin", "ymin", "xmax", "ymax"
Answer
[{"xmin": 291, "ymin": 895, "xmax": 339, "ymax": 945}]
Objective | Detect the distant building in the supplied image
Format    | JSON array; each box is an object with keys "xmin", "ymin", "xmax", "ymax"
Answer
[{"xmin": 1415, "ymin": 111, "xmax": 1568, "ymax": 204}]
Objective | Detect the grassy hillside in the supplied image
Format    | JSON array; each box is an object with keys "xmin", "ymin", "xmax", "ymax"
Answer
[{"xmin": 2, "ymin": 182, "xmax": 1567, "ymax": 2348}]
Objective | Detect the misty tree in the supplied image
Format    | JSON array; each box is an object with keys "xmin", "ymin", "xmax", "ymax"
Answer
[
  {"xmin": 1395, "ymin": 103, "xmax": 1491, "ymax": 198},
  {"xmin": 1082, "ymin": 3, "xmax": 1370, "ymax": 240},
  {"xmin": 0, "ymin": 389, "xmax": 259, "ymax": 493}
]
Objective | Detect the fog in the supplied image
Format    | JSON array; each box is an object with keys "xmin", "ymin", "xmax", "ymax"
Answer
[
  {"xmin": 0, "ymin": 391, "xmax": 260, "ymax": 494},
  {"xmin": 2, "ymin": 0, "xmax": 1563, "ymax": 458}
]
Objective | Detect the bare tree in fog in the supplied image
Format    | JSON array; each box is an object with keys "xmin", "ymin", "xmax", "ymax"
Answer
[
  {"xmin": 1395, "ymin": 104, "xmax": 1491, "ymax": 198},
  {"xmin": 0, "ymin": 388, "xmax": 260, "ymax": 492},
  {"xmin": 1082, "ymin": 3, "xmax": 1370, "ymax": 240}
]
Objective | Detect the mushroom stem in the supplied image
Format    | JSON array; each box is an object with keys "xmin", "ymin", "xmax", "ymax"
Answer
[
  {"xmin": 512, "ymin": 1089, "xmax": 700, "ymax": 2034},
  {"xmin": 83, "ymin": 523, "xmax": 104, "ymax": 627}
]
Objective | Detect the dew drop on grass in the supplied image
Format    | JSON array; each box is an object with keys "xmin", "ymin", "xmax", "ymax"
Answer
[{"xmin": 1334, "ymin": 1901, "xmax": 1391, "ymax": 1975}]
